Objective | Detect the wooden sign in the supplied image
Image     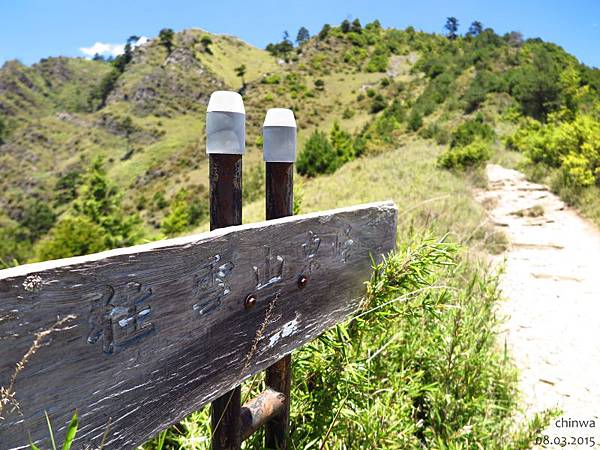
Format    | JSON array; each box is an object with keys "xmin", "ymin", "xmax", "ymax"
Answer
[{"xmin": 0, "ymin": 201, "xmax": 397, "ymax": 449}]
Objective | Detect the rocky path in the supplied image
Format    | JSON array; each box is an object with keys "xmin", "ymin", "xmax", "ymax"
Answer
[{"xmin": 476, "ymin": 165, "xmax": 600, "ymax": 446}]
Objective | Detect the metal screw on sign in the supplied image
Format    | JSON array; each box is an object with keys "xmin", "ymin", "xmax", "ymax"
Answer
[
  {"xmin": 297, "ymin": 275, "xmax": 308, "ymax": 289},
  {"xmin": 244, "ymin": 294, "xmax": 257, "ymax": 310}
]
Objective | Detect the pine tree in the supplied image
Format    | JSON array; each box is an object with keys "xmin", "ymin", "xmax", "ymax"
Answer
[
  {"xmin": 444, "ymin": 17, "xmax": 459, "ymax": 40},
  {"xmin": 235, "ymin": 64, "xmax": 247, "ymax": 86},
  {"xmin": 351, "ymin": 18, "xmax": 362, "ymax": 33},
  {"xmin": 296, "ymin": 27, "xmax": 310, "ymax": 45},
  {"xmin": 467, "ymin": 21, "xmax": 483, "ymax": 37},
  {"xmin": 159, "ymin": 28, "xmax": 175, "ymax": 54},
  {"xmin": 341, "ymin": 19, "xmax": 351, "ymax": 33}
]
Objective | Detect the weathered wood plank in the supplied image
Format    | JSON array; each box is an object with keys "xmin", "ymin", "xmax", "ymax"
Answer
[{"xmin": 0, "ymin": 201, "xmax": 397, "ymax": 449}]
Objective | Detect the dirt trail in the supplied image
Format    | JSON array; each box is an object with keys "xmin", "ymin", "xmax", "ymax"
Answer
[{"xmin": 476, "ymin": 164, "xmax": 600, "ymax": 444}]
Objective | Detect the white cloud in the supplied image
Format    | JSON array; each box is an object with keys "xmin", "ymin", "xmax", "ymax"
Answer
[
  {"xmin": 135, "ymin": 36, "xmax": 149, "ymax": 46},
  {"xmin": 80, "ymin": 42, "xmax": 125, "ymax": 57},
  {"xmin": 80, "ymin": 37, "xmax": 149, "ymax": 58}
]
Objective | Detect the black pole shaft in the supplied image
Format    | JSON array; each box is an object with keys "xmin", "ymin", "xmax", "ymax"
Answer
[
  {"xmin": 265, "ymin": 162, "xmax": 293, "ymax": 449},
  {"xmin": 210, "ymin": 154, "xmax": 242, "ymax": 450},
  {"xmin": 209, "ymin": 154, "xmax": 243, "ymax": 231}
]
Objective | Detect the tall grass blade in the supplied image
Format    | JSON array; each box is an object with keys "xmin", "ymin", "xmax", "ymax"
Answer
[
  {"xmin": 62, "ymin": 410, "xmax": 79, "ymax": 450},
  {"xmin": 44, "ymin": 411, "xmax": 57, "ymax": 450}
]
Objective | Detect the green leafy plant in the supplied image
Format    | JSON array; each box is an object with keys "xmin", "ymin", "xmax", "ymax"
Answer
[
  {"xmin": 450, "ymin": 115, "xmax": 495, "ymax": 148},
  {"xmin": 297, "ymin": 130, "xmax": 336, "ymax": 177},
  {"xmin": 408, "ymin": 110, "xmax": 423, "ymax": 131},
  {"xmin": 159, "ymin": 28, "xmax": 175, "ymax": 54},
  {"xmin": 30, "ymin": 410, "xmax": 78, "ymax": 450},
  {"xmin": 370, "ymin": 94, "xmax": 387, "ymax": 113},
  {"xmin": 161, "ymin": 188, "xmax": 208, "ymax": 237},
  {"xmin": 438, "ymin": 139, "xmax": 491, "ymax": 170},
  {"xmin": 297, "ymin": 123, "xmax": 357, "ymax": 177},
  {"xmin": 33, "ymin": 158, "xmax": 143, "ymax": 260}
]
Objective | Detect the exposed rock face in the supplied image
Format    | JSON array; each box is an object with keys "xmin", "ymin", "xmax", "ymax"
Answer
[
  {"xmin": 35, "ymin": 57, "xmax": 74, "ymax": 87},
  {"xmin": 0, "ymin": 57, "xmax": 111, "ymax": 116},
  {"xmin": 107, "ymin": 47, "xmax": 225, "ymax": 116},
  {"xmin": 56, "ymin": 112, "xmax": 90, "ymax": 128},
  {"xmin": 165, "ymin": 47, "xmax": 200, "ymax": 68},
  {"xmin": 94, "ymin": 113, "xmax": 160, "ymax": 144},
  {"xmin": 0, "ymin": 61, "xmax": 49, "ymax": 115}
]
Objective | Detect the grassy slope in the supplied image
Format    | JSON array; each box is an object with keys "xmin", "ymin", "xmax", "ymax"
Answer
[
  {"xmin": 236, "ymin": 139, "xmax": 503, "ymax": 253},
  {"xmin": 195, "ymin": 33, "xmax": 280, "ymax": 88}
]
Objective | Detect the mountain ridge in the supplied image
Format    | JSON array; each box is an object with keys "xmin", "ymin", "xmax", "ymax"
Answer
[{"xmin": 1, "ymin": 20, "xmax": 599, "ymax": 265}]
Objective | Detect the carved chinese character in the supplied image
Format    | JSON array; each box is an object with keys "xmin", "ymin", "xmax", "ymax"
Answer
[
  {"xmin": 87, "ymin": 282, "xmax": 154, "ymax": 354},
  {"xmin": 301, "ymin": 225, "xmax": 354, "ymax": 271},
  {"xmin": 193, "ymin": 255, "xmax": 234, "ymax": 316},
  {"xmin": 333, "ymin": 224, "xmax": 354, "ymax": 263},
  {"xmin": 302, "ymin": 231, "xmax": 321, "ymax": 273},
  {"xmin": 253, "ymin": 247, "xmax": 284, "ymax": 290}
]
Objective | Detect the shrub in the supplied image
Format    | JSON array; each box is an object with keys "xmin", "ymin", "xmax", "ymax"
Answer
[
  {"xmin": 0, "ymin": 219, "xmax": 32, "ymax": 267},
  {"xmin": 161, "ymin": 189, "xmax": 208, "ymax": 236},
  {"xmin": 261, "ymin": 73, "xmax": 281, "ymax": 84},
  {"xmin": 200, "ymin": 35, "xmax": 213, "ymax": 54},
  {"xmin": 561, "ymin": 153, "xmax": 596, "ymax": 187},
  {"xmin": 511, "ymin": 112, "xmax": 600, "ymax": 189},
  {"xmin": 408, "ymin": 110, "xmax": 423, "ymax": 131},
  {"xmin": 420, "ymin": 122, "xmax": 449, "ymax": 145},
  {"xmin": 34, "ymin": 158, "xmax": 143, "ymax": 260},
  {"xmin": 463, "ymin": 70, "xmax": 508, "ymax": 113},
  {"xmin": 370, "ymin": 94, "xmax": 387, "ymax": 113},
  {"xmin": 35, "ymin": 216, "xmax": 108, "ymax": 261},
  {"xmin": 297, "ymin": 130, "xmax": 337, "ymax": 177},
  {"xmin": 19, "ymin": 200, "xmax": 56, "ymax": 241},
  {"xmin": 438, "ymin": 140, "xmax": 491, "ymax": 170},
  {"xmin": 384, "ymin": 99, "xmax": 405, "ymax": 122},
  {"xmin": 366, "ymin": 44, "xmax": 390, "ymax": 73},
  {"xmin": 297, "ymin": 124, "xmax": 357, "ymax": 177},
  {"xmin": 153, "ymin": 191, "xmax": 168, "ymax": 210},
  {"xmin": 353, "ymin": 135, "xmax": 367, "ymax": 157},
  {"xmin": 161, "ymin": 193, "xmax": 191, "ymax": 236},
  {"xmin": 450, "ymin": 115, "xmax": 495, "ymax": 148},
  {"xmin": 54, "ymin": 171, "xmax": 82, "ymax": 206},
  {"xmin": 318, "ymin": 24, "xmax": 331, "ymax": 40},
  {"xmin": 435, "ymin": 127, "xmax": 450, "ymax": 145},
  {"xmin": 343, "ymin": 47, "xmax": 368, "ymax": 67},
  {"xmin": 342, "ymin": 107, "xmax": 355, "ymax": 119},
  {"xmin": 73, "ymin": 158, "xmax": 141, "ymax": 248},
  {"xmin": 329, "ymin": 122, "xmax": 355, "ymax": 165}
]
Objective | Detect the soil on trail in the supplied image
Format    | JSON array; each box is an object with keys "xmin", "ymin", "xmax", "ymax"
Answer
[{"xmin": 476, "ymin": 164, "xmax": 600, "ymax": 440}]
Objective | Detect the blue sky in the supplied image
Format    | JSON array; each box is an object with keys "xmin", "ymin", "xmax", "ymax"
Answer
[{"xmin": 1, "ymin": 0, "xmax": 599, "ymax": 67}]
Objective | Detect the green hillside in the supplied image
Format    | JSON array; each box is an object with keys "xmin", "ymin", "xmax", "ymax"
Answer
[{"xmin": 1, "ymin": 20, "xmax": 598, "ymax": 266}]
